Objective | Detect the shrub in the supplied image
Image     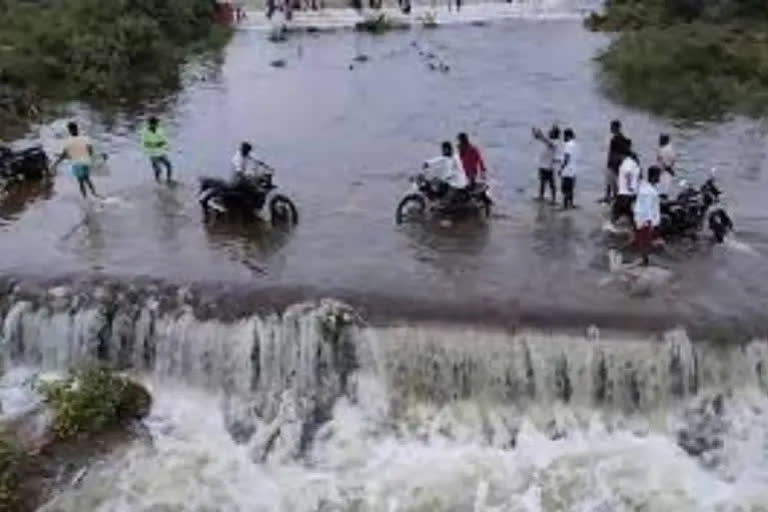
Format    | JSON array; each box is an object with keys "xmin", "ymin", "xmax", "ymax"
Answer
[
  {"xmin": 0, "ymin": 0, "xmax": 229, "ymax": 135},
  {"xmin": 588, "ymin": 0, "xmax": 768, "ymax": 119},
  {"xmin": 0, "ymin": 435, "xmax": 30, "ymax": 512},
  {"xmin": 38, "ymin": 366, "xmax": 152, "ymax": 440},
  {"xmin": 586, "ymin": 0, "xmax": 768, "ymax": 31},
  {"xmin": 596, "ymin": 23, "xmax": 768, "ymax": 118}
]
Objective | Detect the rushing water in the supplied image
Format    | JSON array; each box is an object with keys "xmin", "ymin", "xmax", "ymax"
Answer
[
  {"xmin": 1, "ymin": 8, "xmax": 768, "ymax": 328},
  {"xmin": 2, "ymin": 3, "xmax": 768, "ymax": 509},
  {"xmin": 1, "ymin": 287, "xmax": 768, "ymax": 511}
]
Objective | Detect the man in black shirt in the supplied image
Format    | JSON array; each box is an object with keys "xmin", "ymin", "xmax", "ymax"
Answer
[{"xmin": 603, "ymin": 120, "xmax": 629, "ymax": 203}]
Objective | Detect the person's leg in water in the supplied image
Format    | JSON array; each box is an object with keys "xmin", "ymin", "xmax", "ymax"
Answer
[
  {"xmin": 77, "ymin": 177, "xmax": 88, "ymax": 199},
  {"xmin": 561, "ymin": 176, "xmax": 572, "ymax": 209},
  {"xmin": 547, "ymin": 171, "xmax": 557, "ymax": 204},
  {"xmin": 84, "ymin": 175, "xmax": 99, "ymax": 198},
  {"xmin": 160, "ymin": 155, "xmax": 173, "ymax": 183},
  {"xmin": 456, "ymin": 0, "xmax": 461, "ymax": 11},
  {"xmin": 151, "ymin": 157, "xmax": 162, "ymax": 182},
  {"xmin": 75, "ymin": 166, "xmax": 100, "ymax": 200},
  {"xmin": 538, "ymin": 168, "xmax": 547, "ymax": 200},
  {"xmin": 634, "ymin": 224, "xmax": 652, "ymax": 266},
  {"xmin": 569, "ymin": 177, "xmax": 576, "ymax": 208}
]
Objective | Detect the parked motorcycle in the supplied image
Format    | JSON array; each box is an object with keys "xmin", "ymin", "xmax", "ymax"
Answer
[
  {"xmin": 0, "ymin": 145, "xmax": 49, "ymax": 183},
  {"xmin": 660, "ymin": 176, "xmax": 732, "ymax": 243},
  {"xmin": 198, "ymin": 168, "xmax": 298, "ymax": 226},
  {"xmin": 395, "ymin": 172, "xmax": 492, "ymax": 224}
]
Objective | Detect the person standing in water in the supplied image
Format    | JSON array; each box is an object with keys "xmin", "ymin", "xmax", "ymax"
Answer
[
  {"xmin": 656, "ymin": 133, "xmax": 676, "ymax": 199},
  {"xmin": 559, "ymin": 128, "xmax": 578, "ymax": 209},
  {"xmin": 533, "ymin": 125, "xmax": 560, "ymax": 204},
  {"xmin": 141, "ymin": 116, "xmax": 173, "ymax": 183},
  {"xmin": 52, "ymin": 121, "xmax": 101, "ymax": 199},
  {"xmin": 612, "ymin": 139, "xmax": 640, "ymax": 226},
  {"xmin": 604, "ymin": 119, "xmax": 629, "ymax": 203},
  {"xmin": 633, "ymin": 165, "xmax": 661, "ymax": 266},
  {"xmin": 457, "ymin": 132, "xmax": 487, "ymax": 187}
]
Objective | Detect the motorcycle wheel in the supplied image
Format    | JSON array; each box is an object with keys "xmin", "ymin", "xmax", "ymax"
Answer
[
  {"xmin": 395, "ymin": 194, "xmax": 426, "ymax": 224},
  {"xmin": 480, "ymin": 195, "xmax": 492, "ymax": 218},
  {"xmin": 269, "ymin": 194, "xmax": 299, "ymax": 226},
  {"xmin": 708, "ymin": 208, "xmax": 733, "ymax": 244}
]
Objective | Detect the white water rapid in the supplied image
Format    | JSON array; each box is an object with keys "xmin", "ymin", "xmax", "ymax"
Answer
[{"xmin": 1, "ymin": 286, "xmax": 768, "ymax": 511}]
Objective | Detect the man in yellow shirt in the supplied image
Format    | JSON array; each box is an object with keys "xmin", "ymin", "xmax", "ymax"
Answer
[
  {"xmin": 141, "ymin": 116, "xmax": 173, "ymax": 183},
  {"xmin": 52, "ymin": 121, "xmax": 100, "ymax": 199}
]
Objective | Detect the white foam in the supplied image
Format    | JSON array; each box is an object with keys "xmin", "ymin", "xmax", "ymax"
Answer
[
  {"xmin": 241, "ymin": 0, "xmax": 588, "ymax": 32},
  {"xmin": 38, "ymin": 385, "xmax": 768, "ymax": 512}
]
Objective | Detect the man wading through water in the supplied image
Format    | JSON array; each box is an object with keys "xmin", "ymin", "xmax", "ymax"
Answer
[
  {"xmin": 532, "ymin": 125, "xmax": 561, "ymax": 204},
  {"xmin": 141, "ymin": 116, "xmax": 173, "ymax": 183},
  {"xmin": 457, "ymin": 132, "xmax": 488, "ymax": 187},
  {"xmin": 52, "ymin": 121, "xmax": 101, "ymax": 200},
  {"xmin": 633, "ymin": 165, "xmax": 661, "ymax": 266},
  {"xmin": 604, "ymin": 119, "xmax": 629, "ymax": 203},
  {"xmin": 560, "ymin": 128, "xmax": 579, "ymax": 209}
]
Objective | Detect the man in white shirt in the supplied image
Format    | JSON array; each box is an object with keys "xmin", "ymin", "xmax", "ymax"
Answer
[
  {"xmin": 612, "ymin": 140, "xmax": 640, "ymax": 225},
  {"xmin": 532, "ymin": 125, "xmax": 560, "ymax": 204},
  {"xmin": 656, "ymin": 134, "xmax": 675, "ymax": 199},
  {"xmin": 559, "ymin": 128, "xmax": 578, "ymax": 209},
  {"xmin": 423, "ymin": 141, "xmax": 468, "ymax": 202},
  {"xmin": 633, "ymin": 166, "xmax": 661, "ymax": 266},
  {"xmin": 231, "ymin": 142, "xmax": 261, "ymax": 179}
]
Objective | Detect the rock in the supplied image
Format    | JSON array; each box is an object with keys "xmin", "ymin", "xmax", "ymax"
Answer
[
  {"xmin": 116, "ymin": 380, "xmax": 152, "ymax": 421},
  {"xmin": 677, "ymin": 394, "xmax": 729, "ymax": 459}
]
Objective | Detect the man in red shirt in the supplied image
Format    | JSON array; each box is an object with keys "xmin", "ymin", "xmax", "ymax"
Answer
[{"xmin": 457, "ymin": 133, "xmax": 487, "ymax": 186}]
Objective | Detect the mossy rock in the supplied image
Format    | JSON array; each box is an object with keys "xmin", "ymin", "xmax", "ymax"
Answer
[
  {"xmin": 38, "ymin": 366, "xmax": 152, "ymax": 441},
  {"xmin": 116, "ymin": 380, "xmax": 152, "ymax": 422}
]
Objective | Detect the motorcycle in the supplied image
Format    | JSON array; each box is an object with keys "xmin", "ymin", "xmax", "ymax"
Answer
[
  {"xmin": 395, "ymin": 172, "xmax": 492, "ymax": 224},
  {"xmin": 0, "ymin": 145, "xmax": 49, "ymax": 184},
  {"xmin": 198, "ymin": 165, "xmax": 298, "ymax": 226},
  {"xmin": 660, "ymin": 176, "xmax": 733, "ymax": 243}
]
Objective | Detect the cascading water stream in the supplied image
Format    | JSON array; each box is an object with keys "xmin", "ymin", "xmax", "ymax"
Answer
[{"xmin": 1, "ymin": 285, "xmax": 768, "ymax": 510}]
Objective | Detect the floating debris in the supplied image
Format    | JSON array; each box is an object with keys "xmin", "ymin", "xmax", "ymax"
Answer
[{"xmin": 270, "ymin": 59, "xmax": 286, "ymax": 68}]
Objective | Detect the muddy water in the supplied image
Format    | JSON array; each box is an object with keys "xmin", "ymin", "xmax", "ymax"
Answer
[{"xmin": 1, "ymin": 20, "xmax": 768, "ymax": 329}]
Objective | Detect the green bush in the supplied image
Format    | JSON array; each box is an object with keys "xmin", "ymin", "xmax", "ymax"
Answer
[
  {"xmin": 588, "ymin": 0, "xmax": 768, "ymax": 119},
  {"xmin": 586, "ymin": 0, "xmax": 768, "ymax": 30},
  {"xmin": 596, "ymin": 23, "xmax": 768, "ymax": 118},
  {"xmin": 0, "ymin": 0, "xmax": 229, "ymax": 133},
  {"xmin": 0, "ymin": 435, "xmax": 30, "ymax": 512},
  {"xmin": 38, "ymin": 366, "xmax": 152, "ymax": 440}
]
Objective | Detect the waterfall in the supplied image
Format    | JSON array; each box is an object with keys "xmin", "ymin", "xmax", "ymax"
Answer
[
  {"xmin": 3, "ymin": 284, "xmax": 767, "ymax": 510},
  {"xmin": 2, "ymin": 285, "xmax": 767, "ymax": 433}
]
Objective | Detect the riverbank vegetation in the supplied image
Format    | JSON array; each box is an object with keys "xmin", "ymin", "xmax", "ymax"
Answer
[
  {"xmin": 587, "ymin": 0, "xmax": 768, "ymax": 118},
  {"xmin": 0, "ymin": 0, "xmax": 230, "ymax": 137},
  {"xmin": 0, "ymin": 366, "xmax": 151, "ymax": 509},
  {"xmin": 38, "ymin": 365, "xmax": 152, "ymax": 440}
]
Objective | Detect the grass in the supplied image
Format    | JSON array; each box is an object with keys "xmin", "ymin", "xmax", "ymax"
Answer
[
  {"xmin": 587, "ymin": 0, "xmax": 768, "ymax": 119},
  {"xmin": 0, "ymin": 435, "xmax": 31, "ymax": 512},
  {"xmin": 0, "ymin": 0, "xmax": 231, "ymax": 137},
  {"xmin": 38, "ymin": 365, "xmax": 151, "ymax": 440}
]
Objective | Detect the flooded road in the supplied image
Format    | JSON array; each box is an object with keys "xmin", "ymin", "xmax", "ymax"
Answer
[{"xmin": 2, "ymin": 20, "xmax": 768, "ymax": 329}]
